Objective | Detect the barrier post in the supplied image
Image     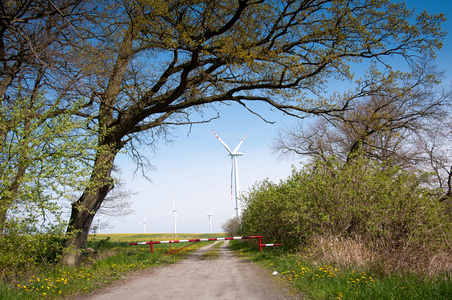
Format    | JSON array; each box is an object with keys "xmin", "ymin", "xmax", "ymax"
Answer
[{"xmin": 130, "ymin": 236, "xmax": 280, "ymax": 254}]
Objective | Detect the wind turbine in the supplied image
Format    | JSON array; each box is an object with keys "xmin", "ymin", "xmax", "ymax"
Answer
[
  {"xmin": 137, "ymin": 214, "xmax": 147, "ymax": 233},
  {"xmin": 166, "ymin": 196, "xmax": 180, "ymax": 234},
  {"xmin": 95, "ymin": 215, "xmax": 105, "ymax": 234},
  {"xmin": 203, "ymin": 209, "xmax": 214, "ymax": 234},
  {"xmin": 212, "ymin": 130, "xmax": 247, "ymax": 217}
]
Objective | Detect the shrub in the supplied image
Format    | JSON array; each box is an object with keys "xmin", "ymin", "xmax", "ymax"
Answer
[
  {"xmin": 0, "ymin": 217, "xmax": 66, "ymax": 283},
  {"xmin": 221, "ymin": 217, "xmax": 242, "ymax": 236},
  {"xmin": 240, "ymin": 156, "xmax": 452, "ymax": 274}
]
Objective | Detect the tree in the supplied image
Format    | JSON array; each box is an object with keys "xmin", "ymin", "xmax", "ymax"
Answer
[
  {"xmin": 0, "ymin": 86, "xmax": 93, "ymax": 235},
  {"xmin": 59, "ymin": 0, "xmax": 445, "ymax": 265},
  {"xmin": 272, "ymin": 60, "xmax": 452, "ymax": 196},
  {"xmin": 0, "ymin": 0, "xmax": 96, "ymax": 233},
  {"xmin": 415, "ymin": 115, "xmax": 452, "ymax": 202},
  {"xmin": 221, "ymin": 217, "xmax": 242, "ymax": 236},
  {"xmin": 0, "ymin": 0, "xmax": 90, "ymax": 99}
]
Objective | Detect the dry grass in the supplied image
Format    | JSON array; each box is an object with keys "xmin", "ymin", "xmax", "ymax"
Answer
[
  {"xmin": 307, "ymin": 235, "xmax": 375, "ymax": 268},
  {"xmin": 306, "ymin": 234, "xmax": 452, "ymax": 277}
]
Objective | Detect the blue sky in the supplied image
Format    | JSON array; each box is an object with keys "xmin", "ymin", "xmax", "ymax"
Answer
[{"xmin": 103, "ymin": 0, "xmax": 452, "ymax": 235}]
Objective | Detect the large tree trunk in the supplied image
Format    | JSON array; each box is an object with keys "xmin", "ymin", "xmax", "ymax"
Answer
[
  {"xmin": 61, "ymin": 26, "xmax": 133, "ymax": 266},
  {"xmin": 61, "ymin": 152, "xmax": 115, "ymax": 266}
]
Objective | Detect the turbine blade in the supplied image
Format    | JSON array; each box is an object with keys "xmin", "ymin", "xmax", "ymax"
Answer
[
  {"xmin": 232, "ymin": 134, "xmax": 247, "ymax": 153},
  {"xmin": 212, "ymin": 130, "xmax": 233, "ymax": 154}
]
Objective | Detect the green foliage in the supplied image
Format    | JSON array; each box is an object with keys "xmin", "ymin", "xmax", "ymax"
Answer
[
  {"xmin": 241, "ymin": 156, "xmax": 451, "ymax": 271},
  {"xmin": 0, "ymin": 90, "xmax": 95, "ymax": 280},
  {"xmin": 86, "ymin": 237, "xmax": 113, "ymax": 251},
  {"xmin": 0, "ymin": 227, "xmax": 65, "ymax": 282},
  {"xmin": 0, "ymin": 92, "xmax": 94, "ymax": 230}
]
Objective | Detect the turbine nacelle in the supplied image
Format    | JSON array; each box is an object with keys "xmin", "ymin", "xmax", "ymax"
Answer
[{"xmin": 228, "ymin": 153, "xmax": 243, "ymax": 157}]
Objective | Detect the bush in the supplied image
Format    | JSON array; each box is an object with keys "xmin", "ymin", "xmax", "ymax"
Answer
[
  {"xmin": 0, "ymin": 219, "xmax": 65, "ymax": 283},
  {"xmin": 221, "ymin": 217, "xmax": 242, "ymax": 236},
  {"xmin": 240, "ymin": 157, "xmax": 452, "ymax": 274}
]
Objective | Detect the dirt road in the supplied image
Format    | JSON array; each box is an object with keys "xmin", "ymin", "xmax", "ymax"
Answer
[{"xmin": 82, "ymin": 240, "xmax": 300, "ymax": 300}]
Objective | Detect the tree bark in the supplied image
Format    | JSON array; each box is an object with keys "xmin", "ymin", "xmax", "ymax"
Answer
[{"xmin": 61, "ymin": 152, "xmax": 115, "ymax": 266}]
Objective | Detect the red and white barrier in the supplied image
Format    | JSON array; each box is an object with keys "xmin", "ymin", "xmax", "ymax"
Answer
[{"xmin": 130, "ymin": 235, "xmax": 281, "ymax": 255}]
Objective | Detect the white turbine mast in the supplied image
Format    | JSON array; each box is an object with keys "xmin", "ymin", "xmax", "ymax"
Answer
[
  {"xmin": 212, "ymin": 130, "xmax": 247, "ymax": 217},
  {"xmin": 203, "ymin": 209, "xmax": 214, "ymax": 234},
  {"xmin": 137, "ymin": 214, "xmax": 147, "ymax": 233},
  {"xmin": 166, "ymin": 195, "xmax": 180, "ymax": 234},
  {"xmin": 95, "ymin": 215, "xmax": 105, "ymax": 234}
]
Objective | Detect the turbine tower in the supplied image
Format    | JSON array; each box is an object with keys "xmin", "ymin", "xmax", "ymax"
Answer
[
  {"xmin": 137, "ymin": 214, "xmax": 147, "ymax": 233},
  {"xmin": 166, "ymin": 196, "xmax": 180, "ymax": 234},
  {"xmin": 203, "ymin": 209, "xmax": 214, "ymax": 233},
  {"xmin": 95, "ymin": 215, "xmax": 104, "ymax": 234},
  {"xmin": 212, "ymin": 130, "xmax": 247, "ymax": 217}
]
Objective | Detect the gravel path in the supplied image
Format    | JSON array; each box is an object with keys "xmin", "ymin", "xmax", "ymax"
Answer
[{"xmin": 81, "ymin": 240, "xmax": 301, "ymax": 300}]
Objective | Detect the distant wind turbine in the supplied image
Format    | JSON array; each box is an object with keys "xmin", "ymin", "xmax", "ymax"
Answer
[
  {"xmin": 137, "ymin": 214, "xmax": 147, "ymax": 233},
  {"xmin": 166, "ymin": 196, "xmax": 180, "ymax": 234},
  {"xmin": 212, "ymin": 130, "xmax": 247, "ymax": 217},
  {"xmin": 203, "ymin": 209, "xmax": 214, "ymax": 234},
  {"xmin": 95, "ymin": 215, "xmax": 105, "ymax": 234}
]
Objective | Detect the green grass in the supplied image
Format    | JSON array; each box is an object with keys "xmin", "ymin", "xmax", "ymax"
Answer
[
  {"xmin": 229, "ymin": 241, "xmax": 452, "ymax": 300},
  {"xmin": 0, "ymin": 233, "xmax": 225, "ymax": 299},
  {"xmin": 199, "ymin": 240, "xmax": 225, "ymax": 260}
]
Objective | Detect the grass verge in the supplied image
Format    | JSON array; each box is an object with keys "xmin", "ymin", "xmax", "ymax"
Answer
[
  {"xmin": 229, "ymin": 240, "xmax": 452, "ymax": 300},
  {"xmin": 1, "ymin": 233, "xmax": 224, "ymax": 299}
]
